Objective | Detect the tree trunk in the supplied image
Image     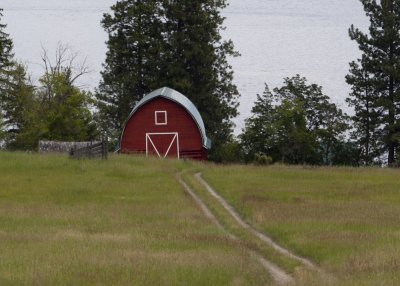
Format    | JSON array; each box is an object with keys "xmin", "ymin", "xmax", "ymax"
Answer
[
  {"xmin": 388, "ymin": 75, "xmax": 395, "ymax": 165},
  {"xmin": 365, "ymin": 84, "xmax": 370, "ymax": 165},
  {"xmin": 387, "ymin": 2, "xmax": 396, "ymax": 165}
]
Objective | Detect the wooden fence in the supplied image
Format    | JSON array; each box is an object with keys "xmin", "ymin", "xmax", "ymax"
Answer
[{"xmin": 69, "ymin": 141, "xmax": 108, "ymax": 160}]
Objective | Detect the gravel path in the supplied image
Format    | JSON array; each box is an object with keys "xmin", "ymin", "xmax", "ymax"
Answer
[{"xmin": 176, "ymin": 173, "xmax": 294, "ymax": 285}]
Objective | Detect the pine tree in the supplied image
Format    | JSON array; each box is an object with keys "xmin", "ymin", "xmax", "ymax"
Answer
[
  {"xmin": 97, "ymin": 0, "xmax": 240, "ymax": 152},
  {"xmin": 0, "ymin": 8, "xmax": 16, "ymax": 144},
  {"xmin": 161, "ymin": 0, "xmax": 239, "ymax": 149},
  {"xmin": 346, "ymin": 56, "xmax": 383, "ymax": 165},
  {"xmin": 0, "ymin": 8, "xmax": 15, "ymax": 115},
  {"xmin": 239, "ymin": 85, "xmax": 278, "ymax": 162},
  {"xmin": 0, "ymin": 113, "xmax": 4, "ymax": 145},
  {"xmin": 349, "ymin": 0, "xmax": 400, "ymax": 165},
  {"xmin": 0, "ymin": 9, "xmax": 13, "ymax": 72},
  {"xmin": 1, "ymin": 63, "xmax": 36, "ymax": 149},
  {"xmin": 96, "ymin": 0, "xmax": 165, "ymax": 135}
]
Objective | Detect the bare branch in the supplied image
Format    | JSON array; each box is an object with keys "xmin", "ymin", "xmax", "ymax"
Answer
[
  {"xmin": 39, "ymin": 42, "xmax": 92, "ymax": 101},
  {"xmin": 70, "ymin": 56, "xmax": 90, "ymax": 84}
]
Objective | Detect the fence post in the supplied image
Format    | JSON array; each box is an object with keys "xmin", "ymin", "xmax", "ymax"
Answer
[
  {"xmin": 102, "ymin": 139, "xmax": 108, "ymax": 160},
  {"xmin": 67, "ymin": 141, "xmax": 107, "ymax": 160},
  {"xmin": 102, "ymin": 140, "xmax": 105, "ymax": 160}
]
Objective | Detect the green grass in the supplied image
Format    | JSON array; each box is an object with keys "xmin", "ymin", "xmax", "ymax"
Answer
[
  {"xmin": 2, "ymin": 152, "xmax": 400, "ymax": 285},
  {"xmin": 0, "ymin": 152, "xmax": 269, "ymax": 286},
  {"xmin": 201, "ymin": 164, "xmax": 400, "ymax": 285},
  {"xmin": 181, "ymin": 171, "xmax": 302, "ymax": 274}
]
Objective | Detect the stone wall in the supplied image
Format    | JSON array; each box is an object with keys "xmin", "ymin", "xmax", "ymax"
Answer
[{"xmin": 38, "ymin": 141, "xmax": 101, "ymax": 154}]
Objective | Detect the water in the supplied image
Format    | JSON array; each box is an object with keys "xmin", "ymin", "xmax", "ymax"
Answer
[{"xmin": 2, "ymin": 0, "xmax": 368, "ymax": 132}]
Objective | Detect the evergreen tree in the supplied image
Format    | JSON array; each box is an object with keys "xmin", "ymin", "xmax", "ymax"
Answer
[
  {"xmin": 346, "ymin": 55, "xmax": 383, "ymax": 165},
  {"xmin": 349, "ymin": 0, "xmax": 400, "ymax": 165},
  {"xmin": 97, "ymin": 0, "xmax": 240, "ymax": 152},
  {"xmin": 1, "ymin": 62, "xmax": 37, "ymax": 149},
  {"xmin": 0, "ymin": 8, "xmax": 15, "ymax": 127},
  {"xmin": 0, "ymin": 113, "xmax": 4, "ymax": 145},
  {"xmin": 0, "ymin": 9, "xmax": 13, "ymax": 72},
  {"xmin": 97, "ymin": 0, "xmax": 164, "ymax": 136},
  {"xmin": 161, "ymin": 0, "xmax": 239, "ymax": 150},
  {"xmin": 239, "ymin": 85, "xmax": 279, "ymax": 162}
]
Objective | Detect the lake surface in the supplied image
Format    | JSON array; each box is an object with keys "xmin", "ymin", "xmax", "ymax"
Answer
[{"xmin": 2, "ymin": 0, "xmax": 368, "ymax": 132}]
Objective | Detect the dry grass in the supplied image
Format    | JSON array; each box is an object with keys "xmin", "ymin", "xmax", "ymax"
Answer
[
  {"xmin": 3, "ymin": 152, "xmax": 399, "ymax": 285},
  {"xmin": 201, "ymin": 164, "xmax": 400, "ymax": 285},
  {"xmin": 0, "ymin": 152, "xmax": 269, "ymax": 286},
  {"xmin": 180, "ymin": 171, "xmax": 302, "ymax": 274}
]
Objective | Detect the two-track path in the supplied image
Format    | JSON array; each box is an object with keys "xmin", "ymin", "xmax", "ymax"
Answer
[
  {"xmin": 176, "ymin": 173, "xmax": 295, "ymax": 285},
  {"xmin": 194, "ymin": 173, "xmax": 317, "ymax": 270}
]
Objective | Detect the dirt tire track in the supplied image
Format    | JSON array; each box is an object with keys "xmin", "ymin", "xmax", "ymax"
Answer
[
  {"xmin": 177, "ymin": 173, "xmax": 294, "ymax": 285},
  {"xmin": 195, "ymin": 173, "xmax": 317, "ymax": 270}
]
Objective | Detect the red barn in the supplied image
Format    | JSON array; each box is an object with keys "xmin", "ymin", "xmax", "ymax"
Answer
[{"xmin": 119, "ymin": 87, "xmax": 211, "ymax": 160}]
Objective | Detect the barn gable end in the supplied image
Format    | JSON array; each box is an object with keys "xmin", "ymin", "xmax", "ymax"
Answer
[{"xmin": 120, "ymin": 87, "xmax": 211, "ymax": 160}]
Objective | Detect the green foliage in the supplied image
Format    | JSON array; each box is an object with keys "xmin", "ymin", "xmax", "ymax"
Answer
[
  {"xmin": 240, "ymin": 84, "xmax": 278, "ymax": 163},
  {"xmin": 97, "ymin": 0, "xmax": 240, "ymax": 152},
  {"xmin": 240, "ymin": 75, "xmax": 349, "ymax": 165},
  {"xmin": 97, "ymin": 0, "xmax": 164, "ymax": 133},
  {"xmin": 1, "ymin": 58, "xmax": 98, "ymax": 150},
  {"xmin": 348, "ymin": 0, "xmax": 400, "ymax": 165},
  {"xmin": 0, "ymin": 14, "xmax": 97, "ymax": 150},
  {"xmin": 346, "ymin": 56, "xmax": 383, "ymax": 165},
  {"xmin": 396, "ymin": 150, "xmax": 400, "ymax": 167},
  {"xmin": 0, "ymin": 9, "xmax": 13, "ymax": 72},
  {"xmin": 159, "ymin": 0, "xmax": 240, "ymax": 150},
  {"xmin": 0, "ymin": 114, "xmax": 5, "ymax": 145},
  {"xmin": 273, "ymin": 95, "xmax": 318, "ymax": 164},
  {"xmin": 329, "ymin": 140, "xmax": 362, "ymax": 166},
  {"xmin": 0, "ymin": 15, "xmax": 33, "ymax": 147},
  {"xmin": 36, "ymin": 71, "xmax": 98, "ymax": 143},
  {"xmin": 209, "ymin": 139, "xmax": 243, "ymax": 164},
  {"xmin": 253, "ymin": 153, "xmax": 273, "ymax": 166},
  {"xmin": 0, "ymin": 8, "xmax": 15, "ymax": 142},
  {"xmin": 1, "ymin": 62, "xmax": 37, "ymax": 149}
]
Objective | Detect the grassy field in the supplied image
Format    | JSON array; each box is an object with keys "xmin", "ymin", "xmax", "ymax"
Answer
[
  {"xmin": 1, "ymin": 152, "xmax": 400, "ymax": 285},
  {"xmin": 0, "ymin": 152, "xmax": 269, "ymax": 286},
  {"xmin": 201, "ymin": 164, "xmax": 400, "ymax": 286}
]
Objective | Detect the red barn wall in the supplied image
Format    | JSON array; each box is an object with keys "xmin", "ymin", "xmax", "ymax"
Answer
[{"xmin": 121, "ymin": 98, "xmax": 207, "ymax": 160}]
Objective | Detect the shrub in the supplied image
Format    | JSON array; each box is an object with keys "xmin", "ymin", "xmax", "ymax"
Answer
[{"xmin": 254, "ymin": 153, "xmax": 273, "ymax": 165}]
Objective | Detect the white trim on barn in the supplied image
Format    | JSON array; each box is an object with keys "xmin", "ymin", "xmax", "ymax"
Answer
[
  {"xmin": 121, "ymin": 87, "xmax": 211, "ymax": 150},
  {"xmin": 155, "ymin": 111, "xmax": 168, "ymax": 125},
  {"xmin": 145, "ymin": 132, "xmax": 180, "ymax": 159}
]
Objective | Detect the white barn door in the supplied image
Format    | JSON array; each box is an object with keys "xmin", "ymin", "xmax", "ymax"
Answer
[{"xmin": 146, "ymin": 132, "xmax": 180, "ymax": 159}]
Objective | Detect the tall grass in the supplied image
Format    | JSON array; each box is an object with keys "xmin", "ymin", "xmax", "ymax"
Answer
[
  {"xmin": 181, "ymin": 171, "xmax": 302, "ymax": 274},
  {"xmin": 202, "ymin": 164, "xmax": 400, "ymax": 285},
  {"xmin": 0, "ymin": 153, "xmax": 269, "ymax": 286},
  {"xmin": 3, "ymin": 152, "xmax": 399, "ymax": 285}
]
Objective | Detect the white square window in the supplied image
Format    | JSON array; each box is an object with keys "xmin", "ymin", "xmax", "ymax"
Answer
[{"xmin": 155, "ymin": 111, "xmax": 167, "ymax": 125}]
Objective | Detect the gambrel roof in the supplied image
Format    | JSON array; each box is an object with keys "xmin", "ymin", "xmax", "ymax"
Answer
[{"xmin": 125, "ymin": 87, "xmax": 211, "ymax": 149}]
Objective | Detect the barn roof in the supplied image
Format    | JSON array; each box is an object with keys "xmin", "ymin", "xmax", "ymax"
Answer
[{"xmin": 126, "ymin": 87, "xmax": 212, "ymax": 149}]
